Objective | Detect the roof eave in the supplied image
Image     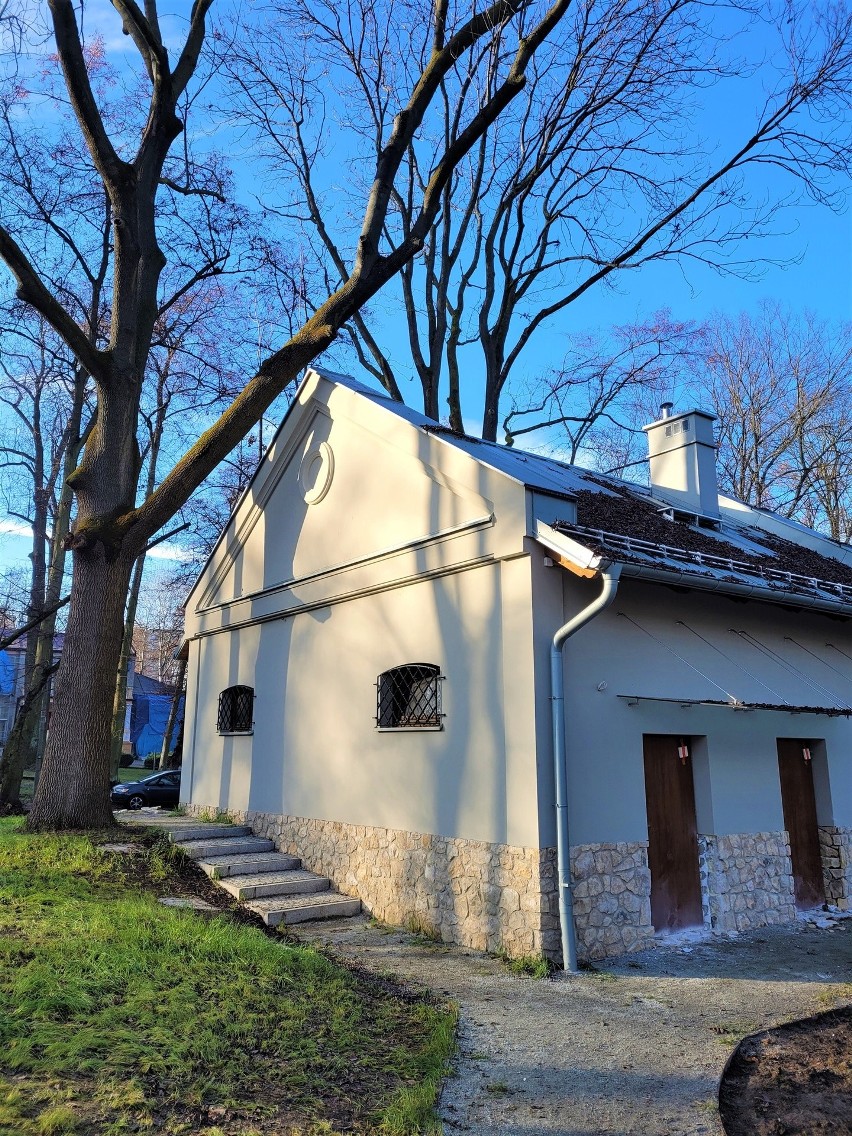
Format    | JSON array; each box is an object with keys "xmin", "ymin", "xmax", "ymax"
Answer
[
  {"xmin": 616, "ymin": 560, "xmax": 852, "ymax": 619},
  {"xmin": 534, "ymin": 520, "xmax": 852, "ymax": 617}
]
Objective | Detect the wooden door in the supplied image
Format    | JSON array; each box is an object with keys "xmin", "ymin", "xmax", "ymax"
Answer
[
  {"xmin": 777, "ymin": 738, "xmax": 825, "ymax": 910},
  {"xmin": 643, "ymin": 734, "xmax": 703, "ymax": 931}
]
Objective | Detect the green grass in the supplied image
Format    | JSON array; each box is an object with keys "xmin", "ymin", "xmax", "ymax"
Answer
[
  {"xmin": 495, "ymin": 951, "xmax": 554, "ymax": 979},
  {"xmin": 0, "ymin": 818, "xmax": 457, "ymax": 1135}
]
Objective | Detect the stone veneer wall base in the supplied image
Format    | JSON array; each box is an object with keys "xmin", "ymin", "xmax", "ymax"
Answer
[
  {"xmin": 187, "ymin": 807, "xmax": 832, "ymax": 958},
  {"xmin": 819, "ymin": 827, "xmax": 852, "ymax": 909},
  {"xmin": 186, "ymin": 805, "xmax": 560, "ymax": 960},
  {"xmin": 698, "ymin": 832, "xmax": 797, "ymax": 932},
  {"xmin": 570, "ymin": 842, "xmax": 654, "ymax": 959}
]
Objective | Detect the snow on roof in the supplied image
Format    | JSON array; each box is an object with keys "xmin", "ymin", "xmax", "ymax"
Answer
[
  {"xmin": 320, "ymin": 369, "xmax": 591, "ymax": 497},
  {"xmin": 318, "ymin": 370, "xmax": 852, "ymax": 608}
]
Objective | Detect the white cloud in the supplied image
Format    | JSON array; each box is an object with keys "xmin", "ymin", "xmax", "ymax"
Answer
[
  {"xmin": 0, "ymin": 520, "xmax": 31, "ymax": 538},
  {"xmin": 146, "ymin": 542, "xmax": 192, "ymax": 562}
]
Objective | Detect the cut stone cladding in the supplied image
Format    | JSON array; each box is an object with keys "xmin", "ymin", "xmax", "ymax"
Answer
[
  {"xmin": 186, "ymin": 805, "xmax": 561, "ymax": 958},
  {"xmin": 698, "ymin": 832, "xmax": 797, "ymax": 932},
  {"xmin": 818, "ymin": 827, "xmax": 852, "ymax": 908},
  {"xmin": 569, "ymin": 842, "xmax": 655, "ymax": 959},
  {"xmin": 185, "ymin": 803, "xmax": 833, "ymax": 956}
]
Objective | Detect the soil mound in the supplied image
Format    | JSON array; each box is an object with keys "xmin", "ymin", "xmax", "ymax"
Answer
[{"xmin": 720, "ymin": 1007, "xmax": 852, "ymax": 1135}]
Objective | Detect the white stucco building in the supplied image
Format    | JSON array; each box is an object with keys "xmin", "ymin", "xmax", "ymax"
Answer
[{"xmin": 180, "ymin": 369, "xmax": 852, "ymax": 962}]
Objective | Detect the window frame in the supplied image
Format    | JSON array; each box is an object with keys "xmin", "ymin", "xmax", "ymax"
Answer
[
  {"xmin": 375, "ymin": 663, "xmax": 444, "ymax": 731},
  {"xmin": 217, "ymin": 684, "xmax": 255, "ymax": 735}
]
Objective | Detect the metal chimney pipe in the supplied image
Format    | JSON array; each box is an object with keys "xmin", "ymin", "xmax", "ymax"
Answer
[{"xmin": 660, "ymin": 401, "xmax": 673, "ymax": 419}]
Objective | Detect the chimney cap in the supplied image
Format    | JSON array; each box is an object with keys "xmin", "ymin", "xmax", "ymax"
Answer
[
  {"xmin": 642, "ymin": 406, "xmax": 716, "ymax": 432},
  {"xmin": 660, "ymin": 401, "xmax": 674, "ymax": 419}
]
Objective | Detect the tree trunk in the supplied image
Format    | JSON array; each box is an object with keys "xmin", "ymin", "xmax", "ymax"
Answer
[
  {"xmin": 26, "ymin": 546, "xmax": 134, "ymax": 830},
  {"xmin": 110, "ymin": 551, "xmax": 146, "ymax": 777},
  {"xmin": 158, "ymin": 655, "xmax": 186, "ymax": 769},
  {"xmin": 0, "ymin": 370, "xmax": 87, "ymax": 801},
  {"xmin": 21, "ymin": 490, "xmax": 49, "ymax": 693},
  {"xmin": 0, "ymin": 664, "xmax": 56, "ymax": 808},
  {"xmin": 0, "ymin": 604, "xmax": 59, "ymax": 809}
]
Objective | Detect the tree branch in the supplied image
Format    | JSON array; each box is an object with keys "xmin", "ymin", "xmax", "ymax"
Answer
[
  {"xmin": 0, "ymin": 226, "xmax": 108, "ymax": 382},
  {"xmin": 144, "ymin": 521, "xmax": 189, "ymax": 552},
  {"xmin": 173, "ymin": 0, "xmax": 215, "ymax": 98},
  {"xmin": 159, "ymin": 175, "xmax": 226, "ymax": 203},
  {"xmin": 48, "ymin": 0, "xmax": 130, "ymax": 188},
  {"xmin": 354, "ymin": 0, "xmax": 534, "ymax": 277},
  {"xmin": 0, "ymin": 596, "xmax": 70, "ymax": 652},
  {"xmin": 110, "ymin": 0, "xmax": 164, "ymax": 79}
]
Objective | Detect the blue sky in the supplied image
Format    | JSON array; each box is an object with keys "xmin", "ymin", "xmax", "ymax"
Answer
[{"xmin": 1, "ymin": 0, "xmax": 850, "ymax": 576}]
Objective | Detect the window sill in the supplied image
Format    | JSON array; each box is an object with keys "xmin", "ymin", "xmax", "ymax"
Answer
[
  {"xmin": 218, "ymin": 730, "xmax": 254, "ymax": 737},
  {"xmin": 376, "ymin": 725, "xmax": 444, "ymax": 733}
]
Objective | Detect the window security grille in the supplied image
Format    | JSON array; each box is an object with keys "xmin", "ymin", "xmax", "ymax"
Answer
[
  {"xmin": 217, "ymin": 685, "xmax": 254, "ymax": 733},
  {"xmin": 376, "ymin": 664, "xmax": 442, "ymax": 728}
]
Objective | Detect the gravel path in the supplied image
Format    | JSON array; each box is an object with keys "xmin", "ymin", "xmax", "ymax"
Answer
[{"xmin": 296, "ymin": 916, "xmax": 852, "ymax": 1136}]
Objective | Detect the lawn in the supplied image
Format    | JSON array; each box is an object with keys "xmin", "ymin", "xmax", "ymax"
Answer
[{"xmin": 0, "ymin": 817, "xmax": 457, "ymax": 1135}]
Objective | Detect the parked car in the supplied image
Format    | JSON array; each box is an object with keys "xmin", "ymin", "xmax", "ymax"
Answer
[{"xmin": 111, "ymin": 769, "xmax": 181, "ymax": 810}]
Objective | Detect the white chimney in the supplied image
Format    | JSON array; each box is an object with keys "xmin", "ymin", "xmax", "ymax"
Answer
[{"xmin": 642, "ymin": 406, "xmax": 719, "ymax": 517}]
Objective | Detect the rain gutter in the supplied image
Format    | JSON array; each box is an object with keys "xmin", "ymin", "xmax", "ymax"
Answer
[
  {"xmin": 616, "ymin": 562, "xmax": 852, "ymax": 619},
  {"xmin": 551, "ymin": 564, "xmax": 622, "ymax": 974}
]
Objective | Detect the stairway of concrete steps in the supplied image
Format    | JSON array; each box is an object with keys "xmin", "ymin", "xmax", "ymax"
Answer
[{"xmin": 124, "ymin": 814, "xmax": 361, "ymax": 926}]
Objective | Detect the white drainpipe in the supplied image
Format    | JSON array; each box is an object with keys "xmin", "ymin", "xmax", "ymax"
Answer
[{"xmin": 551, "ymin": 565, "xmax": 622, "ymax": 973}]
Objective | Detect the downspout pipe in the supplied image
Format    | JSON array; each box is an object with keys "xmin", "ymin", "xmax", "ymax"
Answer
[{"xmin": 551, "ymin": 565, "xmax": 622, "ymax": 973}]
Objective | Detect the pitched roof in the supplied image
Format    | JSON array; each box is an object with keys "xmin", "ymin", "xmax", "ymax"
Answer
[
  {"xmin": 317, "ymin": 370, "xmax": 852, "ymax": 615},
  {"xmin": 134, "ymin": 672, "xmax": 177, "ymax": 697},
  {"xmin": 555, "ymin": 474, "xmax": 852, "ymax": 605}
]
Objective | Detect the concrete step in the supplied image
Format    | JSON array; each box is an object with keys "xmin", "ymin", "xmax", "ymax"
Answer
[
  {"xmin": 168, "ymin": 824, "xmax": 253, "ymax": 843},
  {"xmin": 219, "ymin": 869, "xmax": 331, "ymax": 901},
  {"xmin": 120, "ymin": 811, "xmax": 362, "ymax": 930},
  {"xmin": 116, "ymin": 813, "xmax": 197, "ymax": 827},
  {"xmin": 197, "ymin": 851, "xmax": 302, "ymax": 879},
  {"xmin": 246, "ymin": 891, "xmax": 362, "ymax": 927},
  {"xmin": 178, "ymin": 836, "xmax": 275, "ymax": 859},
  {"xmin": 119, "ymin": 814, "xmax": 239, "ymax": 833}
]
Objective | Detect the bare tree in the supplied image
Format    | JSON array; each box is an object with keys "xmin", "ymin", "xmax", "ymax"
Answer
[
  {"xmin": 501, "ymin": 312, "xmax": 696, "ymax": 461},
  {"xmin": 504, "ymin": 302, "xmax": 852, "ymax": 549},
  {"xmin": 229, "ymin": 0, "xmax": 852, "ymax": 439},
  {"xmin": 0, "ymin": 310, "xmax": 89, "ymax": 805},
  {"xmin": 803, "ymin": 411, "xmax": 852, "ymax": 541},
  {"xmin": 0, "ymin": 0, "xmax": 575, "ymax": 830},
  {"xmin": 696, "ymin": 304, "xmax": 852, "ymax": 527},
  {"xmin": 0, "ymin": 564, "xmax": 28, "ymax": 632},
  {"xmin": 133, "ymin": 573, "xmax": 185, "ymax": 685}
]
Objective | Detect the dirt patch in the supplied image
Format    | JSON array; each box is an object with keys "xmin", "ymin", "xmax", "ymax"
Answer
[
  {"xmin": 719, "ymin": 1007, "xmax": 852, "ymax": 1135},
  {"xmin": 296, "ymin": 916, "xmax": 852, "ymax": 1135}
]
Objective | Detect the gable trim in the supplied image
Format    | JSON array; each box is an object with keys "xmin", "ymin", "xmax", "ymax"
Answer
[
  {"xmin": 195, "ymin": 510, "xmax": 496, "ymax": 616},
  {"xmin": 196, "ymin": 404, "xmax": 333, "ymax": 610},
  {"xmin": 187, "ymin": 547, "xmax": 523, "ymax": 643}
]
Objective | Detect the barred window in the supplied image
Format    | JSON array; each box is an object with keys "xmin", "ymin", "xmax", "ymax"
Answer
[
  {"xmin": 217, "ymin": 685, "xmax": 254, "ymax": 734},
  {"xmin": 377, "ymin": 663, "xmax": 443, "ymax": 729}
]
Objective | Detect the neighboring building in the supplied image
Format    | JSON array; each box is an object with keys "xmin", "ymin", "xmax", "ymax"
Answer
[
  {"xmin": 179, "ymin": 369, "xmax": 852, "ymax": 962},
  {"xmin": 130, "ymin": 670, "xmax": 183, "ymax": 762},
  {"xmin": 0, "ymin": 633, "xmax": 64, "ymax": 755},
  {"xmin": 1, "ymin": 634, "xmax": 137, "ymax": 761}
]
